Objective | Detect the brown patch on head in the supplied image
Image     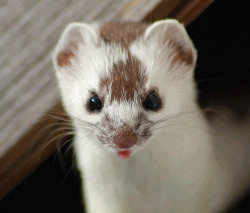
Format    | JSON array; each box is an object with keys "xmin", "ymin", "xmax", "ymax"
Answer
[
  {"xmin": 100, "ymin": 55, "xmax": 147, "ymax": 102},
  {"xmin": 100, "ymin": 22, "xmax": 149, "ymax": 48},
  {"xmin": 99, "ymin": 22, "xmax": 149, "ymax": 102},
  {"xmin": 57, "ymin": 51, "xmax": 75, "ymax": 67}
]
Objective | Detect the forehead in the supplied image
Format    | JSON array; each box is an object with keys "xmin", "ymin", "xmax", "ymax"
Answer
[{"xmin": 98, "ymin": 22, "xmax": 149, "ymax": 102}]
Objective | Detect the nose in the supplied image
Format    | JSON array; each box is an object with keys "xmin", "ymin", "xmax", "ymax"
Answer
[{"xmin": 113, "ymin": 133, "xmax": 137, "ymax": 149}]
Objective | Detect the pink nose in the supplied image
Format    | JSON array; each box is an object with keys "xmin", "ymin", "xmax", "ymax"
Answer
[{"xmin": 113, "ymin": 133, "xmax": 137, "ymax": 149}]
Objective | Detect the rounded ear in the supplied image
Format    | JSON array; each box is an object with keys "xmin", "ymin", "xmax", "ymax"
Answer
[
  {"xmin": 144, "ymin": 19, "xmax": 197, "ymax": 67},
  {"xmin": 52, "ymin": 22, "xmax": 98, "ymax": 68}
]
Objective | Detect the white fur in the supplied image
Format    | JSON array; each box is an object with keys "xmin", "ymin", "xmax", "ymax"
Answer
[{"xmin": 52, "ymin": 19, "xmax": 250, "ymax": 213}]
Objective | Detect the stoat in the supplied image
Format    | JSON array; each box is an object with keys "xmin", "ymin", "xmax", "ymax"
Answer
[{"xmin": 52, "ymin": 19, "xmax": 250, "ymax": 213}]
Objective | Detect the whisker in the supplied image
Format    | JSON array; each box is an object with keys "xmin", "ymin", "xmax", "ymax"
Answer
[
  {"xmin": 56, "ymin": 136, "xmax": 74, "ymax": 173},
  {"xmin": 151, "ymin": 121, "xmax": 199, "ymax": 131},
  {"xmin": 48, "ymin": 110, "xmax": 70, "ymax": 117},
  {"xmin": 59, "ymin": 149, "xmax": 76, "ymax": 187},
  {"xmin": 46, "ymin": 114, "xmax": 99, "ymax": 132},
  {"xmin": 46, "ymin": 114, "xmax": 72, "ymax": 124},
  {"xmin": 39, "ymin": 129, "xmax": 74, "ymax": 156},
  {"xmin": 151, "ymin": 108, "xmax": 211, "ymax": 131},
  {"xmin": 38, "ymin": 122, "xmax": 73, "ymax": 135},
  {"xmin": 36, "ymin": 130, "xmax": 74, "ymax": 163},
  {"xmin": 49, "ymin": 109, "xmax": 102, "ymax": 132},
  {"xmin": 153, "ymin": 109, "xmax": 199, "ymax": 125},
  {"xmin": 64, "ymin": 140, "xmax": 74, "ymax": 158},
  {"xmin": 195, "ymin": 77, "xmax": 222, "ymax": 83}
]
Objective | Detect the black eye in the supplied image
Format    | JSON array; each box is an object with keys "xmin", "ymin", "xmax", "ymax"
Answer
[
  {"xmin": 88, "ymin": 94, "xmax": 102, "ymax": 112},
  {"xmin": 143, "ymin": 93, "xmax": 161, "ymax": 111}
]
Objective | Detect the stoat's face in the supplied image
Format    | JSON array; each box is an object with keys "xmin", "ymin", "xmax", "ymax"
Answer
[{"xmin": 52, "ymin": 20, "xmax": 197, "ymax": 159}]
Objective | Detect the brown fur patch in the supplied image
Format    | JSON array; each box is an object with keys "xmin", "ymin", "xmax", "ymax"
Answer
[
  {"xmin": 57, "ymin": 51, "xmax": 75, "ymax": 67},
  {"xmin": 170, "ymin": 42, "xmax": 194, "ymax": 65},
  {"xmin": 99, "ymin": 22, "xmax": 149, "ymax": 102},
  {"xmin": 100, "ymin": 21, "xmax": 149, "ymax": 48},
  {"xmin": 100, "ymin": 55, "xmax": 147, "ymax": 102}
]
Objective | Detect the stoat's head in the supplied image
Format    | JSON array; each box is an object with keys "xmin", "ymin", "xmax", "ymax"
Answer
[{"xmin": 52, "ymin": 20, "xmax": 197, "ymax": 159}]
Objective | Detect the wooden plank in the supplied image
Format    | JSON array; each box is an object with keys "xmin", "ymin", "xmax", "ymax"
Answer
[
  {"xmin": 142, "ymin": 0, "xmax": 214, "ymax": 25},
  {"xmin": 169, "ymin": 0, "xmax": 214, "ymax": 26},
  {"xmin": 142, "ymin": 0, "xmax": 183, "ymax": 22},
  {"xmin": 0, "ymin": 0, "xmax": 214, "ymax": 200}
]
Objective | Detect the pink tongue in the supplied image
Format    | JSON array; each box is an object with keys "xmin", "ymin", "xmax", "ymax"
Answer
[{"xmin": 118, "ymin": 150, "xmax": 131, "ymax": 159}]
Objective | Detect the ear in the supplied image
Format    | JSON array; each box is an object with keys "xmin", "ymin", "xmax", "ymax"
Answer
[
  {"xmin": 53, "ymin": 22, "xmax": 98, "ymax": 68},
  {"xmin": 144, "ymin": 19, "xmax": 197, "ymax": 67}
]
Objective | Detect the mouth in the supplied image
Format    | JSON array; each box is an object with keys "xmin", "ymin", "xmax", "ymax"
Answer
[{"xmin": 117, "ymin": 150, "xmax": 132, "ymax": 159}]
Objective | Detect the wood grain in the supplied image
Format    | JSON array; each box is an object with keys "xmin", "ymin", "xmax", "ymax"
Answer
[
  {"xmin": 170, "ymin": 0, "xmax": 214, "ymax": 26},
  {"xmin": 0, "ymin": 0, "xmax": 214, "ymax": 200}
]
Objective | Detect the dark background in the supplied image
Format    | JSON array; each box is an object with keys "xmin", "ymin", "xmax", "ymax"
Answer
[{"xmin": 0, "ymin": 0, "xmax": 249, "ymax": 212}]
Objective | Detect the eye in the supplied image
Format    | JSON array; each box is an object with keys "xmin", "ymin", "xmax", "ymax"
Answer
[
  {"xmin": 87, "ymin": 94, "xmax": 102, "ymax": 112},
  {"xmin": 143, "ymin": 93, "xmax": 161, "ymax": 111}
]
